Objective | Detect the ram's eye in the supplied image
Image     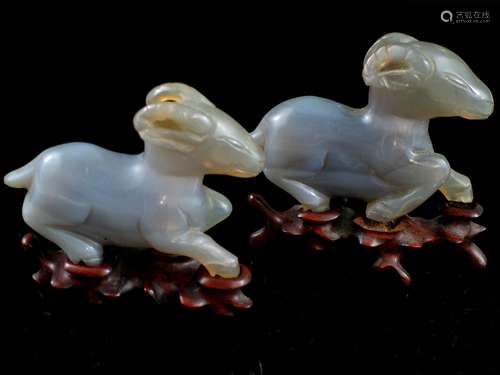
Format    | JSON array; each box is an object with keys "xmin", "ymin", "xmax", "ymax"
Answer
[{"xmin": 444, "ymin": 73, "xmax": 474, "ymax": 93}]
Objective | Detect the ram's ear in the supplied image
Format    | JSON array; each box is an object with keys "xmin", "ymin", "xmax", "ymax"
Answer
[
  {"xmin": 133, "ymin": 102, "xmax": 216, "ymax": 153},
  {"xmin": 145, "ymin": 82, "xmax": 215, "ymax": 107},
  {"xmin": 363, "ymin": 33, "xmax": 433, "ymax": 90}
]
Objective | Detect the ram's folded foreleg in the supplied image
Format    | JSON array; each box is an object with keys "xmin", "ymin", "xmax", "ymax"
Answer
[{"xmin": 366, "ymin": 153, "xmax": 450, "ymax": 222}]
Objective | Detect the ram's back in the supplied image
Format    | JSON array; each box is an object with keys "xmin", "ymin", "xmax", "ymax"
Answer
[
  {"xmin": 31, "ymin": 143, "xmax": 142, "ymax": 200},
  {"xmin": 257, "ymin": 96, "xmax": 367, "ymax": 170}
]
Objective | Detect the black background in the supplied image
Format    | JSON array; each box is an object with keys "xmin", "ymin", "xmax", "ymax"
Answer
[{"xmin": 2, "ymin": 2, "xmax": 499, "ymax": 374}]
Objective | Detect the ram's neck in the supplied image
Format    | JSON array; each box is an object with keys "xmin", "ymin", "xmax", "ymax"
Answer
[
  {"xmin": 364, "ymin": 87, "xmax": 431, "ymax": 146},
  {"xmin": 143, "ymin": 143, "xmax": 205, "ymax": 183}
]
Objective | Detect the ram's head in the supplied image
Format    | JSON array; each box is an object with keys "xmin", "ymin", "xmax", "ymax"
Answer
[
  {"xmin": 363, "ymin": 33, "xmax": 493, "ymax": 120},
  {"xmin": 134, "ymin": 83, "xmax": 264, "ymax": 177}
]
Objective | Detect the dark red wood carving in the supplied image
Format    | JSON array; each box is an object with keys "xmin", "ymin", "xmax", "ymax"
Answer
[
  {"xmin": 22, "ymin": 234, "xmax": 252, "ymax": 316},
  {"xmin": 248, "ymin": 194, "xmax": 486, "ymax": 284}
]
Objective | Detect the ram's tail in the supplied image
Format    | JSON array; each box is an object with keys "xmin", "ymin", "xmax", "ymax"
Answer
[{"xmin": 4, "ymin": 159, "xmax": 36, "ymax": 189}]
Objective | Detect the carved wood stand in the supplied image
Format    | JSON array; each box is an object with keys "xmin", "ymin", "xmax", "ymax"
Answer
[
  {"xmin": 248, "ymin": 194, "xmax": 486, "ymax": 284},
  {"xmin": 21, "ymin": 233, "xmax": 252, "ymax": 316}
]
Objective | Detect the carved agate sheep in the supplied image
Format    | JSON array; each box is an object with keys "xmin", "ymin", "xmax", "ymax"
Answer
[
  {"xmin": 5, "ymin": 83, "xmax": 265, "ymax": 278},
  {"xmin": 252, "ymin": 33, "xmax": 493, "ymax": 222}
]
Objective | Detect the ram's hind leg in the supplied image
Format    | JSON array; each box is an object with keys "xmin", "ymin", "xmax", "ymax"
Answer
[
  {"xmin": 32, "ymin": 225, "xmax": 103, "ymax": 265},
  {"xmin": 264, "ymin": 169, "xmax": 330, "ymax": 212},
  {"xmin": 22, "ymin": 197, "xmax": 103, "ymax": 265}
]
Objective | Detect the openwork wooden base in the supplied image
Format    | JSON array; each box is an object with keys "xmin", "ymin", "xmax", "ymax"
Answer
[
  {"xmin": 248, "ymin": 194, "xmax": 486, "ymax": 284},
  {"xmin": 21, "ymin": 233, "xmax": 252, "ymax": 315}
]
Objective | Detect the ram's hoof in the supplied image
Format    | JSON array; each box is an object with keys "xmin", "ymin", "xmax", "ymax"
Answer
[{"xmin": 198, "ymin": 264, "xmax": 252, "ymax": 289}]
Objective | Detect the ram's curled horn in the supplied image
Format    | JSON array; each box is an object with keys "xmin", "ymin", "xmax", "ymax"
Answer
[
  {"xmin": 146, "ymin": 82, "xmax": 215, "ymax": 107},
  {"xmin": 364, "ymin": 32, "xmax": 418, "ymax": 61},
  {"xmin": 362, "ymin": 33, "xmax": 434, "ymax": 90},
  {"xmin": 133, "ymin": 102, "xmax": 215, "ymax": 153}
]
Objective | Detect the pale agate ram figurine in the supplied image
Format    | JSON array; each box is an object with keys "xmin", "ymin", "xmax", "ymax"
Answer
[
  {"xmin": 252, "ymin": 33, "xmax": 494, "ymax": 222},
  {"xmin": 4, "ymin": 83, "xmax": 265, "ymax": 278}
]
